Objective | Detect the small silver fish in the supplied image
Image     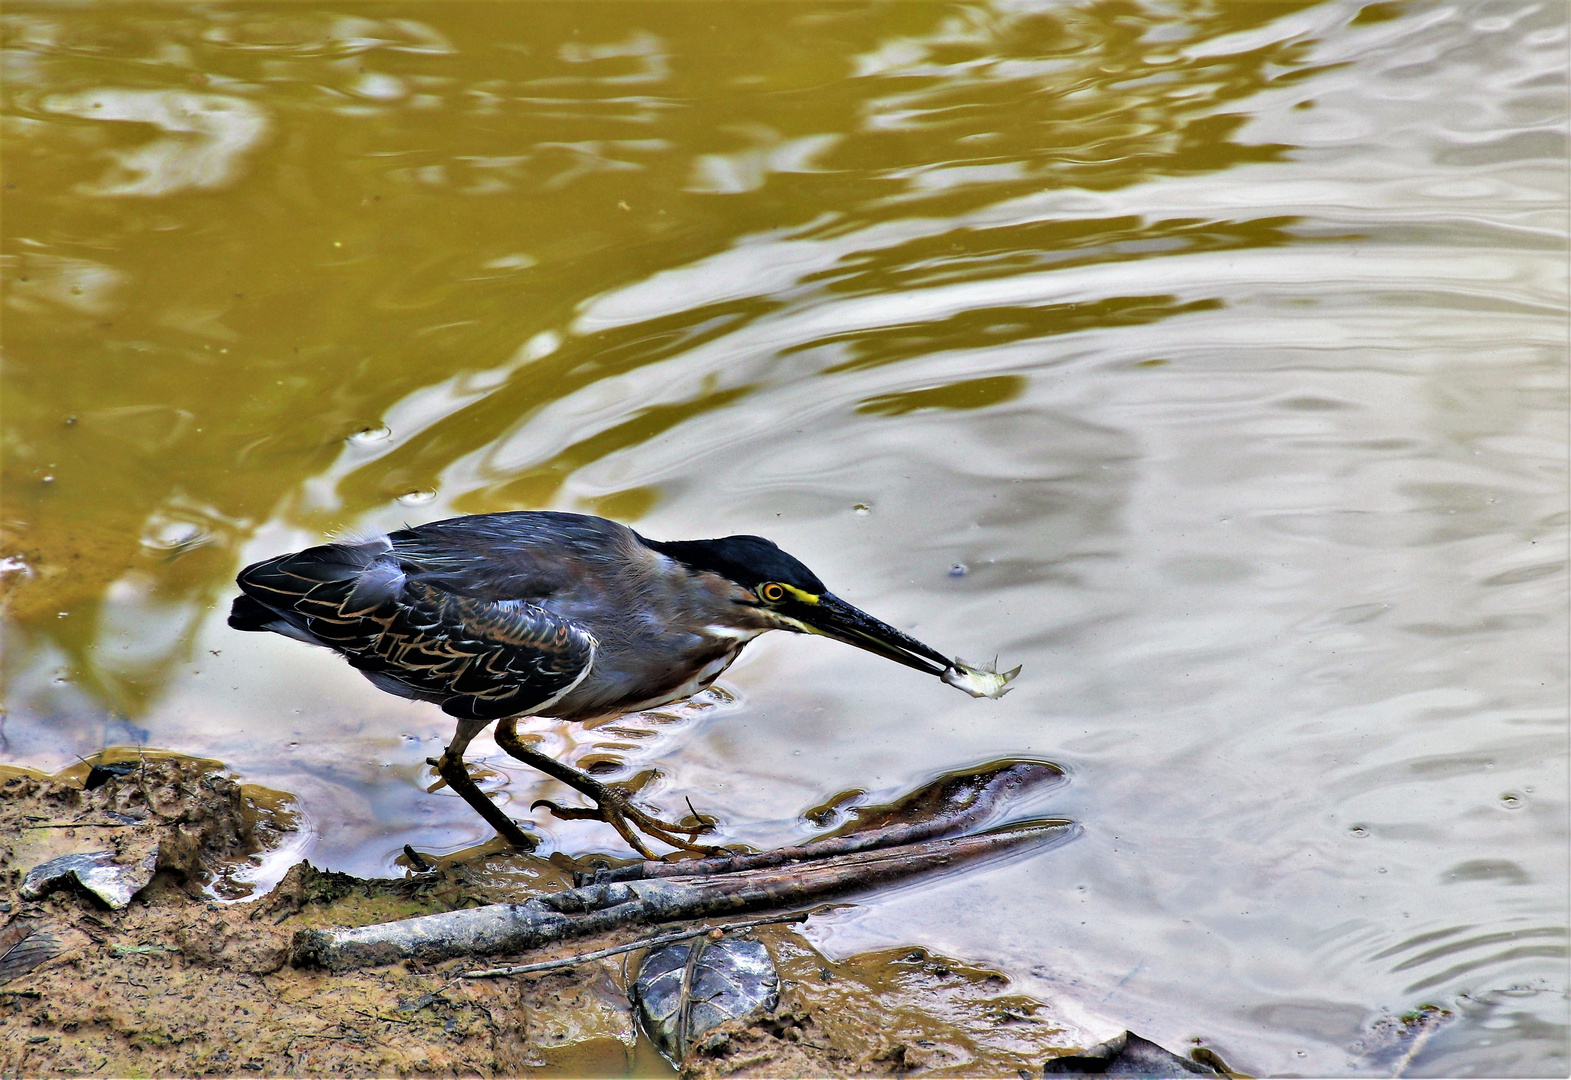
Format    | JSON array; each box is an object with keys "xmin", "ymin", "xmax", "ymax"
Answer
[{"xmin": 941, "ymin": 656, "xmax": 1021, "ymax": 699}]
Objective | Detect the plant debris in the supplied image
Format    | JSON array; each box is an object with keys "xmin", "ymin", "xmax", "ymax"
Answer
[
  {"xmin": 292, "ymin": 819, "xmax": 1076, "ymax": 969},
  {"xmin": 0, "ymin": 919, "xmax": 62, "ymax": 985},
  {"xmin": 636, "ymin": 932, "xmax": 779, "ymax": 1062},
  {"xmin": 1042, "ymin": 1030, "xmax": 1221, "ymax": 1076},
  {"xmin": 20, "ymin": 850, "xmax": 157, "ymax": 910}
]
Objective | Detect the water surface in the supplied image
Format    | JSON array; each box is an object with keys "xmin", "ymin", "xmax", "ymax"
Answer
[{"xmin": 2, "ymin": 2, "xmax": 1565, "ymax": 1075}]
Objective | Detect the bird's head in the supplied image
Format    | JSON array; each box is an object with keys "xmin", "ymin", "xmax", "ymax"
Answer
[{"xmin": 640, "ymin": 532, "xmax": 954, "ymax": 678}]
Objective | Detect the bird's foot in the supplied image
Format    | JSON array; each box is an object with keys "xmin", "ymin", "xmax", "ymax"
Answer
[
  {"xmin": 531, "ymin": 786, "xmax": 723, "ymax": 860},
  {"xmin": 491, "ymin": 717, "xmax": 722, "ymax": 858},
  {"xmin": 426, "ymin": 753, "xmax": 538, "ymax": 852}
]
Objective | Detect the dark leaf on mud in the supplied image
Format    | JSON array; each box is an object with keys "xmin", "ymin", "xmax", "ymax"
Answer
[
  {"xmin": 1043, "ymin": 1031, "xmax": 1217, "ymax": 1076},
  {"xmin": 0, "ymin": 921, "xmax": 63, "ymax": 985},
  {"xmin": 84, "ymin": 762, "xmax": 138, "ymax": 791},
  {"xmin": 636, "ymin": 933, "xmax": 778, "ymax": 1062}
]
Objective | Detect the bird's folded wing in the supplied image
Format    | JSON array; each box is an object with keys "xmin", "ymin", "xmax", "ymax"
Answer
[
  {"xmin": 342, "ymin": 583, "xmax": 598, "ymax": 721},
  {"xmin": 237, "ymin": 545, "xmax": 595, "ymax": 721}
]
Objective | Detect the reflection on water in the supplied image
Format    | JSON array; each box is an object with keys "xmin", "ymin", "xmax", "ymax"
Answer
[
  {"xmin": 40, "ymin": 89, "xmax": 269, "ymax": 197},
  {"xmin": 2, "ymin": 1, "xmax": 1565, "ymax": 1075}
]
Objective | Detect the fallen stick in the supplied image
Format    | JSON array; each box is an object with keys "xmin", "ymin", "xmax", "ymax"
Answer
[
  {"xmin": 291, "ymin": 818, "xmax": 1076, "ymax": 970},
  {"xmin": 461, "ymin": 910, "xmax": 814, "ymax": 978}
]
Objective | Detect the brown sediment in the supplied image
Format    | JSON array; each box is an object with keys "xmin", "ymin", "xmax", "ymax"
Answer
[
  {"xmin": 3, "ymin": 751, "xmax": 280, "ymax": 903},
  {"xmin": 0, "ymin": 754, "xmax": 1091, "ymax": 1078},
  {"xmin": 0, "ymin": 757, "xmax": 655, "ymax": 1077}
]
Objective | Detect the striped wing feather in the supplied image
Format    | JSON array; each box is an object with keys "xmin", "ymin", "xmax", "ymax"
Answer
[{"xmin": 232, "ymin": 540, "xmax": 595, "ymax": 722}]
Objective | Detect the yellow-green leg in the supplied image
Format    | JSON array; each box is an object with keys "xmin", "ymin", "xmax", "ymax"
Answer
[
  {"xmin": 427, "ymin": 718, "xmax": 537, "ymax": 850},
  {"xmin": 494, "ymin": 717, "xmax": 720, "ymax": 859}
]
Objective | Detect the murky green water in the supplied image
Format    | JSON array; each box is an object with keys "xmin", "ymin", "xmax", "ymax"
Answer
[{"xmin": 3, "ymin": 2, "xmax": 1565, "ymax": 1075}]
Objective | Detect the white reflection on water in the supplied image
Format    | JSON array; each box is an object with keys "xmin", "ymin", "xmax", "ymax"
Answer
[
  {"xmin": 41, "ymin": 90, "xmax": 268, "ymax": 197},
  {"xmin": 6, "ymin": 1, "xmax": 1565, "ymax": 1076}
]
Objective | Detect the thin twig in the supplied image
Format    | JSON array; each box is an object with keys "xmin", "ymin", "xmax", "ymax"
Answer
[
  {"xmin": 1391, "ymin": 1019, "xmax": 1441, "ymax": 1079},
  {"xmin": 460, "ymin": 910, "xmax": 813, "ymax": 979},
  {"xmin": 674, "ymin": 927, "xmax": 706, "ymax": 1060}
]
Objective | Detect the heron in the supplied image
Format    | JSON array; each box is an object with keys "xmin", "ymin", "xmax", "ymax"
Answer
[{"xmin": 230, "ymin": 510, "xmax": 1017, "ymax": 857}]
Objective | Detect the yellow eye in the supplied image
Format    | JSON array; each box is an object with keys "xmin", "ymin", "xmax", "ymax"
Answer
[{"xmin": 759, "ymin": 582, "xmax": 786, "ymax": 603}]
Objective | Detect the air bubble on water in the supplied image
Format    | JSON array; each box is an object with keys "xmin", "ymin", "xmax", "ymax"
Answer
[
  {"xmin": 148, "ymin": 520, "xmax": 203, "ymax": 549},
  {"xmin": 949, "ymin": 563, "xmax": 968, "ymax": 577},
  {"xmin": 397, "ymin": 489, "xmax": 437, "ymax": 506},
  {"xmin": 1349, "ymin": 825, "xmax": 1368, "ymax": 838},
  {"xmin": 349, "ymin": 425, "xmax": 392, "ymax": 444},
  {"xmin": 1499, "ymin": 792, "xmax": 1525, "ymax": 809},
  {"xmin": 852, "ymin": 503, "xmax": 871, "ymax": 516}
]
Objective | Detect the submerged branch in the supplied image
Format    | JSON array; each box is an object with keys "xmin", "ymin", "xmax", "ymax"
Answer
[{"xmin": 598, "ymin": 759, "xmax": 1065, "ymax": 883}]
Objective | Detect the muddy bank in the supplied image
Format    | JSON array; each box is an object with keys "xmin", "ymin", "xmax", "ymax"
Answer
[{"xmin": 0, "ymin": 755, "xmax": 1203, "ymax": 1077}]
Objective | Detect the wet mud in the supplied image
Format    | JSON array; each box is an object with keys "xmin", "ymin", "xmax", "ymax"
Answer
[{"xmin": 0, "ymin": 754, "xmax": 1116, "ymax": 1077}]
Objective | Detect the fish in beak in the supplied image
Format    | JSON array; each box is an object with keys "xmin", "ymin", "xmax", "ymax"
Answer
[{"xmin": 797, "ymin": 593, "xmax": 1020, "ymax": 699}]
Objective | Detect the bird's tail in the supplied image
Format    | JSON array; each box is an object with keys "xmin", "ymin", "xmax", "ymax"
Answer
[
  {"xmin": 228, "ymin": 594, "xmax": 278, "ymax": 632},
  {"xmin": 230, "ymin": 537, "xmax": 396, "ymax": 636}
]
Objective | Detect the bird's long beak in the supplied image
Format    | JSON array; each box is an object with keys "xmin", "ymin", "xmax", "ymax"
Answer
[{"xmin": 799, "ymin": 593, "xmax": 952, "ymax": 677}]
